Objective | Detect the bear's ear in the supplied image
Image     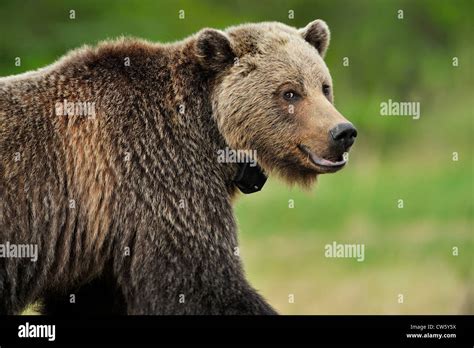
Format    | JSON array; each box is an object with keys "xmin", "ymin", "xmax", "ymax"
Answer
[
  {"xmin": 195, "ymin": 29, "xmax": 235, "ymax": 71},
  {"xmin": 299, "ymin": 19, "xmax": 330, "ymax": 58}
]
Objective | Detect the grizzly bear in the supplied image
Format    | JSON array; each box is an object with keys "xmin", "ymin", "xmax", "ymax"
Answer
[{"xmin": 0, "ymin": 19, "xmax": 356, "ymax": 315}]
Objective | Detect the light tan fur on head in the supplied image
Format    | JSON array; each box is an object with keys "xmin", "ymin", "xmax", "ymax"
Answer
[{"xmin": 204, "ymin": 20, "xmax": 354, "ymax": 188}]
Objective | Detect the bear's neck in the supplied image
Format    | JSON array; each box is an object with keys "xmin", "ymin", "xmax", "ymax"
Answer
[
  {"xmin": 127, "ymin": 39, "xmax": 242, "ymax": 199},
  {"xmin": 164, "ymin": 40, "xmax": 267, "ymax": 196}
]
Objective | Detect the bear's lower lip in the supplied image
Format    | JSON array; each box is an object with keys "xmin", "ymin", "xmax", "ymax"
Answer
[{"xmin": 298, "ymin": 144, "xmax": 346, "ymax": 172}]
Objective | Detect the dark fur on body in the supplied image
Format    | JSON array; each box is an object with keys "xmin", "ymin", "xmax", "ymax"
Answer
[
  {"xmin": 0, "ymin": 34, "xmax": 278, "ymax": 315},
  {"xmin": 1, "ymin": 20, "xmax": 350, "ymax": 315}
]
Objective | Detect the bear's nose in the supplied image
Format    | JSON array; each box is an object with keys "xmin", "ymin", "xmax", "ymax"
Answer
[{"xmin": 329, "ymin": 123, "xmax": 357, "ymax": 150}]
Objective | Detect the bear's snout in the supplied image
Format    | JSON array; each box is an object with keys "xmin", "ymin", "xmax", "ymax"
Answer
[{"xmin": 329, "ymin": 122, "xmax": 357, "ymax": 154}]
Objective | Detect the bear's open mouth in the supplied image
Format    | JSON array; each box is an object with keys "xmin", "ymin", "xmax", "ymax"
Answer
[{"xmin": 298, "ymin": 144, "xmax": 346, "ymax": 172}]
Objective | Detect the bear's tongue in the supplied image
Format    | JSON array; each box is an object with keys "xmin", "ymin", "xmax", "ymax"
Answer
[{"xmin": 298, "ymin": 145, "xmax": 346, "ymax": 167}]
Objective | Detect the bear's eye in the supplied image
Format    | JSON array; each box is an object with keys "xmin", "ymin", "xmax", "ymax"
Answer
[
  {"xmin": 322, "ymin": 84, "xmax": 331, "ymax": 97},
  {"xmin": 283, "ymin": 90, "xmax": 300, "ymax": 101}
]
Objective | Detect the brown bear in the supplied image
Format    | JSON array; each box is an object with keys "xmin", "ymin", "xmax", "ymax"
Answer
[{"xmin": 0, "ymin": 19, "xmax": 356, "ymax": 315}]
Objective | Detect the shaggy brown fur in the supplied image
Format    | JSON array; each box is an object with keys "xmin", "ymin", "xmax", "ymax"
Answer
[{"xmin": 0, "ymin": 19, "xmax": 354, "ymax": 315}]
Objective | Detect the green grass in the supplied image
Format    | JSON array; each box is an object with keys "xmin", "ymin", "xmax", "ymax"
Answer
[{"xmin": 236, "ymin": 131, "xmax": 473, "ymax": 314}]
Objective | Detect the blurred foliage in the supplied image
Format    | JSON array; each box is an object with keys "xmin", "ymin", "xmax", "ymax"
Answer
[{"xmin": 1, "ymin": 0, "xmax": 472, "ymax": 314}]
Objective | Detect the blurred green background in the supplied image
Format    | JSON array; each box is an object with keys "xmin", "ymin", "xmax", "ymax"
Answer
[{"xmin": 1, "ymin": 0, "xmax": 472, "ymax": 314}]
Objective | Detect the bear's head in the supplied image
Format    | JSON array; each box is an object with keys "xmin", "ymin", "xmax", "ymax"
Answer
[{"xmin": 196, "ymin": 20, "xmax": 357, "ymax": 187}]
